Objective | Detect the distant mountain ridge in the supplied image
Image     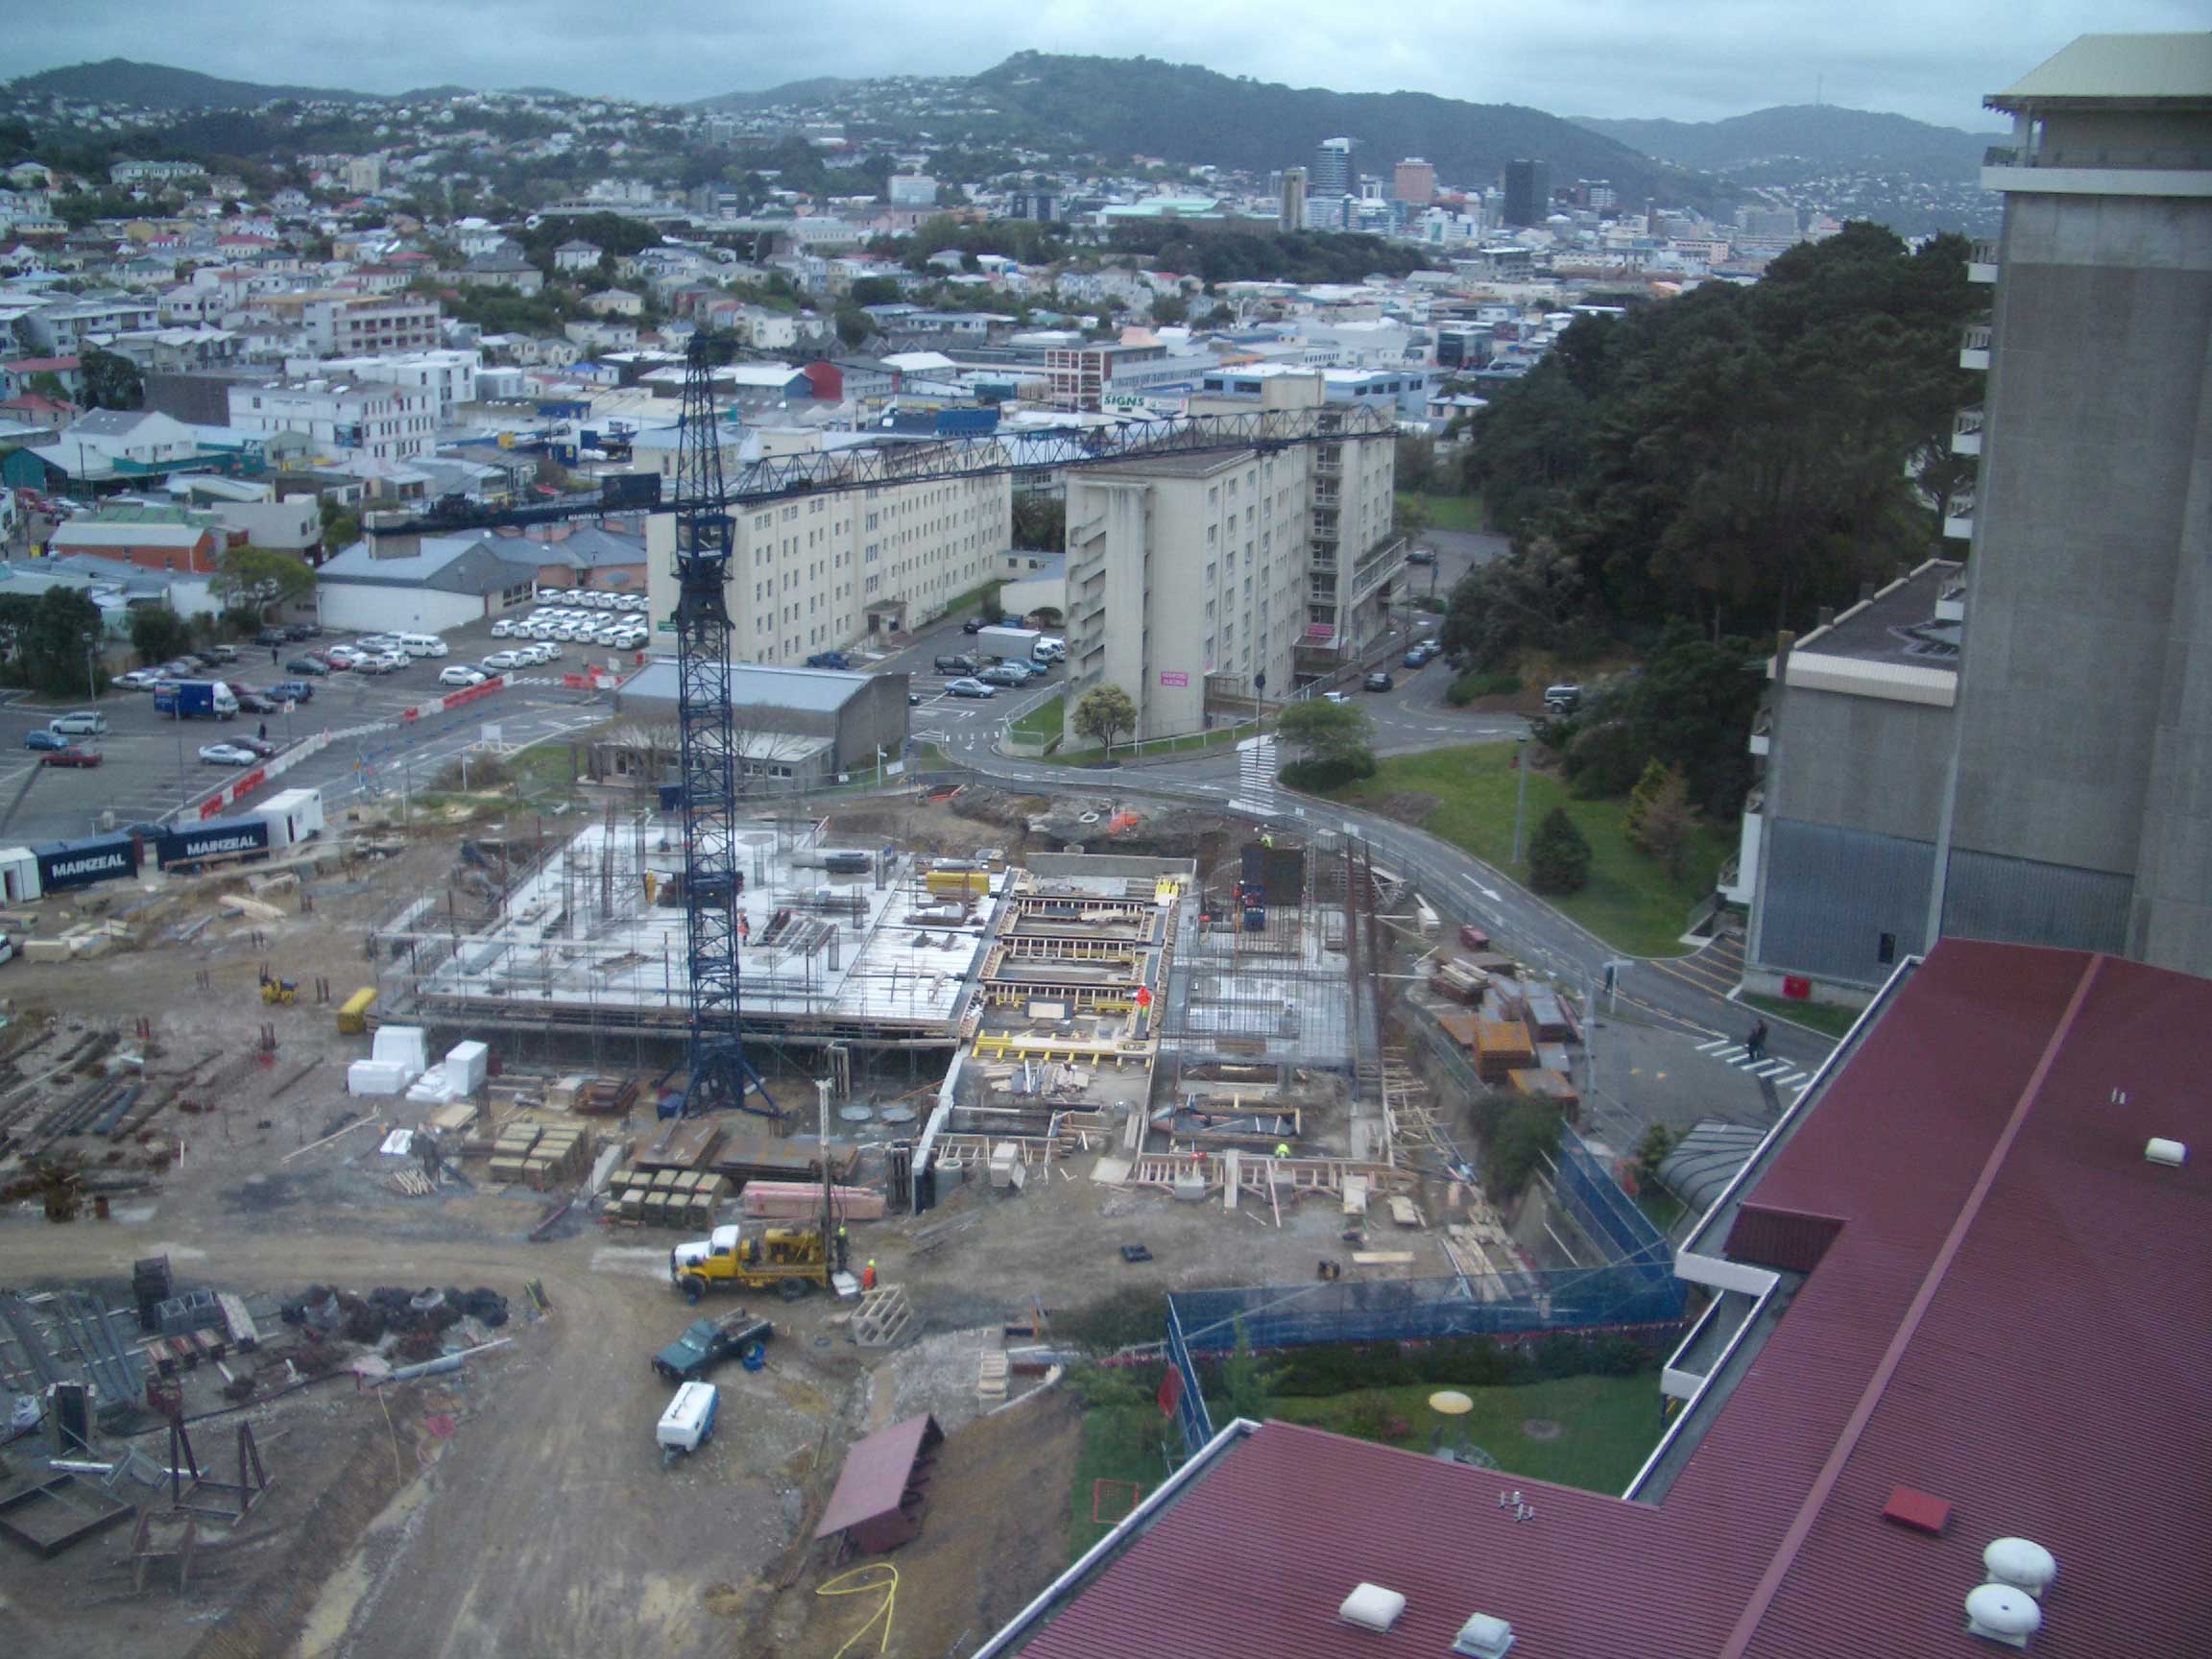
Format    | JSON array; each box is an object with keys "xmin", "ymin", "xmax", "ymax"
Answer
[
  {"xmin": 1570, "ymin": 104, "xmax": 2000, "ymax": 177},
  {"xmin": 5, "ymin": 58, "xmax": 566, "ymax": 110}
]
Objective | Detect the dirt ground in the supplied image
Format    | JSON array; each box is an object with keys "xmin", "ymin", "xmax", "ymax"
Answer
[{"xmin": 0, "ymin": 796, "xmax": 1448, "ymax": 1659}]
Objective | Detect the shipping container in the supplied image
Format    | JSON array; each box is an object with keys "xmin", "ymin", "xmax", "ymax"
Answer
[
  {"xmin": 155, "ymin": 816, "xmax": 270, "ymax": 870},
  {"xmin": 33, "ymin": 832, "xmax": 138, "ymax": 893},
  {"xmin": 252, "ymin": 787, "xmax": 325, "ymax": 849}
]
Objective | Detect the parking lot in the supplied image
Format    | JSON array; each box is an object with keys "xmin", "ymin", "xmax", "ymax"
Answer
[{"xmin": 0, "ymin": 608, "xmax": 622, "ymax": 847}]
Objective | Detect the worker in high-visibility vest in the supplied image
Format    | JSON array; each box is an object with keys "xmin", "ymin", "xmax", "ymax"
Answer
[
  {"xmin": 1275, "ymin": 1142, "xmax": 1291, "ymax": 1158},
  {"xmin": 861, "ymin": 1259, "xmax": 877, "ymax": 1291}
]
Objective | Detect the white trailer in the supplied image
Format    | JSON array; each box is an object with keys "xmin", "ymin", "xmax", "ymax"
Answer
[
  {"xmin": 657, "ymin": 1381, "xmax": 719, "ymax": 1462},
  {"xmin": 252, "ymin": 787, "xmax": 325, "ymax": 849},
  {"xmin": 975, "ymin": 625, "xmax": 1042, "ymax": 663}
]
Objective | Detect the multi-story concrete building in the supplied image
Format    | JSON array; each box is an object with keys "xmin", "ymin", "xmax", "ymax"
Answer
[
  {"xmin": 300, "ymin": 296, "xmax": 441, "ymax": 358},
  {"xmin": 1392, "ymin": 156, "xmax": 1436, "ymax": 205},
  {"xmin": 1311, "ymin": 138, "xmax": 1352, "ymax": 198},
  {"xmin": 1503, "ymin": 157, "xmax": 1551, "ymax": 227},
  {"xmin": 285, "ymin": 349, "xmax": 480, "ymax": 422},
  {"xmin": 227, "ymin": 378, "xmax": 437, "ymax": 463},
  {"xmin": 1277, "ymin": 166, "xmax": 1307, "ymax": 232},
  {"xmin": 1743, "ymin": 32, "xmax": 2212, "ymax": 1001},
  {"xmin": 1060, "ymin": 371, "xmax": 1399, "ymax": 741},
  {"xmin": 640, "ymin": 427, "xmax": 1013, "ymax": 663}
]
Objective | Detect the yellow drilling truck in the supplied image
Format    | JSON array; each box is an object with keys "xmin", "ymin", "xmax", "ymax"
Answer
[{"xmin": 670, "ymin": 1222, "xmax": 830, "ymax": 1303}]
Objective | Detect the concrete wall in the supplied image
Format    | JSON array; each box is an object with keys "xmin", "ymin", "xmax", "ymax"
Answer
[
  {"xmin": 318, "ymin": 583, "xmax": 484, "ymax": 636},
  {"xmin": 1766, "ymin": 685, "xmax": 1954, "ymax": 839},
  {"xmin": 1948, "ymin": 185, "xmax": 2212, "ymax": 969}
]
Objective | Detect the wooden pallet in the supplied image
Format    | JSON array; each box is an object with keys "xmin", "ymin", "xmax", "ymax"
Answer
[{"xmin": 851, "ymin": 1286, "xmax": 913, "ymax": 1349}]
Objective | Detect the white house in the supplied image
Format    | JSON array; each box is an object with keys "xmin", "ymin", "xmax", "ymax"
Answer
[{"xmin": 315, "ymin": 529, "xmax": 544, "ymax": 634}]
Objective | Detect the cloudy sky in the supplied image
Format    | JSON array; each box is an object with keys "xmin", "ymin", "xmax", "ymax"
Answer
[{"xmin": 12, "ymin": 0, "xmax": 2201, "ymax": 129}]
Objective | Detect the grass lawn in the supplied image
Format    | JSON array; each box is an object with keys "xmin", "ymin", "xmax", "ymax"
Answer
[
  {"xmin": 506, "ymin": 738, "xmax": 583, "ymax": 799},
  {"xmin": 1401, "ymin": 491, "xmax": 1487, "ymax": 533},
  {"xmin": 1740, "ymin": 991, "xmax": 1865, "ymax": 1040},
  {"xmin": 1637, "ymin": 1188, "xmax": 1686, "ymax": 1236},
  {"xmin": 1068, "ymin": 1404, "xmax": 1182, "ymax": 1561},
  {"xmin": 1008, "ymin": 691, "xmax": 1065, "ymax": 745},
  {"xmin": 1325, "ymin": 744, "xmax": 1727, "ymax": 957},
  {"xmin": 1258, "ymin": 1375, "xmax": 1663, "ymax": 1494}
]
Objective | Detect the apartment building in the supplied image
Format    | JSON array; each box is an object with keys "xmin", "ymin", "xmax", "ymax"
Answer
[
  {"xmin": 300, "ymin": 296, "xmax": 442, "ymax": 357},
  {"xmin": 1045, "ymin": 343, "xmax": 1201, "ymax": 412},
  {"xmin": 1744, "ymin": 32, "xmax": 2212, "ymax": 999},
  {"xmin": 641, "ymin": 426, "xmax": 1013, "ymax": 664},
  {"xmin": 1061, "ymin": 370, "xmax": 1399, "ymax": 740},
  {"xmin": 288, "ymin": 349, "xmax": 481, "ymax": 421},
  {"xmin": 227, "ymin": 378, "xmax": 437, "ymax": 462}
]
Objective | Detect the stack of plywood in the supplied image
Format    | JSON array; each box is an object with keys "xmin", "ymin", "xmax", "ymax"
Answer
[
  {"xmin": 489, "ymin": 1122, "xmax": 542, "ymax": 1183},
  {"xmin": 1473, "ymin": 1017, "xmax": 1537, "ymax": 1081},
  {"xmin": 427, "ymin": 1100, "xmax": 478, "ymax": 1138},
  {"xmin": 541, "ymin": 1074, "xmax": 590, "ymax": 1112},
  {"xmin": 1431, "ymin": 958, "xmax": 1489, "ymax": 1005},
  {"xmin": 741, "ymin": 1181, "xmax": 885, "ymax": 1222},
  {"xmin": 576, "ymin": 1075, "xmax": 641, "ymax": 1117},
  {"xmin": 635, "ymin": 1118, "xmax": 724, "ymax": 1175}
]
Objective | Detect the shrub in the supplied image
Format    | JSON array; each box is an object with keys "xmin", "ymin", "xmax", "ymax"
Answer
[
  {"xmin": 1282, "ymin": 754, "xmax": 1378, "ymax": 791},
  {"xmin": 1445, "ymin": 671, "xmax": 1523, "ymax": 707},
  {"xmin": 1053, "ymin": 1285, "xmax": 1166, "ymax": 1355}
]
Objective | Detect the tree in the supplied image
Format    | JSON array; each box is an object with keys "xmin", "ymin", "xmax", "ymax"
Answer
[
  {"xmin": 129, "ymin": 606, "xmax": 192, "ymax": 666},
  {"xmin": 1633, "ymin": 1122, "xmax": 1679, "ymax": 1190},
  {"xmin": 1072, "ymin": 684, "xmax": 1138, "ymax": 755},
  {"xmin": 1393, "ymin": 491, "xmax": 1432, "ymax": 547},
  {"xmin": 80, "ymin": 348, "xmax": 143, "ymax": 412},
  {"xmin": 1624, "ymin": 760, "xmax": 1671, "ymax": 844},
  {"xmin": 1274, "ymin": 698, "xmax": 1375, "ymax": 794},
  {"xmin": 1487, "ymin": 1095, "xmax": 1565, "ymax": 1198},
  {"xmin": 1011, "ymin": 493, "xmax": 1066, "ymax": 552},
  {"xmin": 210, "ymin": 546, "xmax": 317, "ymax": 614},
  {"xmin": 1149, "ymin": 293, "xmax": 1190, "ymax": 326},
  {"xmin": 847, "ymin": 276, "xmax": 903, "ymax": 308},
  {"xmin": 0, "ymin": 588, "xmax": 106, "ymax": 698},
  {"xmin": 1527, "ymin": 805, "xmax": 1592, "ymax": 894},
  {"xmin": 1630, "ymin": 766, "xmax": 1695, "ymax": 877},
  {"xmin": 1217, "ymin": 1317, "xmax": 1274, "ymax": 1421}
]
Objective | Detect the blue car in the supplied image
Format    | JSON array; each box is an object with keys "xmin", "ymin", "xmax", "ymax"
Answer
[
  {"xmin": 24, "ymin": 728, "xmax": 67, "ymax": 751},
  {"xmin": 805, "ymin": 651, "xmax": 852, "ymax": 670},
  {"xmin": 272, "ymin": 680, "xmax": 315, "ymax": 704}
]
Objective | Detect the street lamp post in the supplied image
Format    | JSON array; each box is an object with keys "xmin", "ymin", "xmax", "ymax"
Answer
[
  {"xmin": 81, "ymin": 630, "xmax": 97, "ymax": 707},
  {"xmin": 1510, "ymin": 733, "xmax": 1531, "ymax": 866}
]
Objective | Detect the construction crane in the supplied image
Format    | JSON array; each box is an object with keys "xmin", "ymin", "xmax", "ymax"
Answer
[{"xmin": 666, "ymin": 331, "xmax": 775, "ymax": 1121}]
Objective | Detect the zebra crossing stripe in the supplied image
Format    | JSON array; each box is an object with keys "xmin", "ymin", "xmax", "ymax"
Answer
[{"xmin": 1695, "ymin": 1038, "xmax": 1734, "ymax": 1053}]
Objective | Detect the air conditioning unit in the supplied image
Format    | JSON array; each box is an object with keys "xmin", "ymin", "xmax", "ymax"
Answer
[
  {"xmin": 1452, "ymin": 1612, "xmax": 1517, "ymax": 1658},
  {"xmin": 1337, "ymin": 1583, "xmax": 1406, "ymax": 1634}
]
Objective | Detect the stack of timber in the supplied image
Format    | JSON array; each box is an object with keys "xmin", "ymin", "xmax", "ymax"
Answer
[
  {"xmin": 741, "ymin": 1181, "xmax": 885, "ymax": 1221},
  {"xmin": 519, "ymin": 1123, "xmax": 589, "ymax": 1190},
  {"xmin": 608, "ymin": 1167, "xmax": 730, "ymax": 1227}
]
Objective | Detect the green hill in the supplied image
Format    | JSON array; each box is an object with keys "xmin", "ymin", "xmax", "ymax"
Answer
[{"xmin": 8, "ymin": 57, "xmax": 385, "ymax": 109}]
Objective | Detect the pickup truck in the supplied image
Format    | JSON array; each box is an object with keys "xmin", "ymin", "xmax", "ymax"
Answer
[{"xmin": 651, "ymin": 1310, "xmax": 772, "ymax": 1382}]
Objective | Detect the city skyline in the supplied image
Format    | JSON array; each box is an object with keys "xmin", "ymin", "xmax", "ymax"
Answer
[{"xmin": 10, "ymin": 0, "xmax": 2201, "ymax": 131}]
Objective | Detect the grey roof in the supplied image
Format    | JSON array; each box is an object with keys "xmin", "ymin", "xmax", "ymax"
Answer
[
  {"xmin": 1989, "ymin": 33, "xmax": 2212, "ymax": 109},
  {"xmin": 321, "ymin": 530, "xmax": 542, "ymax": 594},
  {"xmin": 1791, "ymin": 560, "xmax": 1961, "ymax": 667},
  {"xmin": 532, "ymin": 525, "xmax": 645, "ymax": 570},
  {"xmin": 1655, "ymin": 1118, "xmax": 1769, "ymax": 1214},
  {"xmin": 67, "ymin": 408, "xmax": 156, "ymax": 438},
  {"xmin": 616, "ymin": 656, "xmax": 871, "ymax": 713}
]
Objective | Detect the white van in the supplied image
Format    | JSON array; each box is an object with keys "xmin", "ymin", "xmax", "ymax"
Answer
[
  {"xmin": 397, "ymin": 633, "xmax": 448, "ymax": 660},
  {"xmin": 1032, "ymin": 637, "xmax": 1066, "ymax": 663},
  {"xmin": 50, "ymin": 710, "xmax": 108, "ymax": 735}
]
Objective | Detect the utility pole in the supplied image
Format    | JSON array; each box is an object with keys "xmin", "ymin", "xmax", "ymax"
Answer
[{"xmin": 1510, "ymin": 733, "xmax": 1531, "ymax": 865}]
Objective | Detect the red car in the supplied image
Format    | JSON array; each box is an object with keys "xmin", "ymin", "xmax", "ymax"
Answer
[{"xmin": 40, "ymin": 745, "xmax": 102, "ymax": 768}]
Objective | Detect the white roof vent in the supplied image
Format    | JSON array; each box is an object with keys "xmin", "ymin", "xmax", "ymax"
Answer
[
  {"xmin": 1338, "ymin": 1583, "xmax": 1407, "ymax": 1634},
  {"xmin": 1451, "ymin": 1611, "xmax": 1517, "ymax": 1657},
  {"xmin": 1964, "ymin": 1583, "xmax": 2042, "ymax": 1647},
  {"xmin": 2145, "ymin": 1137, "xmax": 2187, "ymax": 1167},
  {"xmin": 1984, "ymin": 1537, "xmax": 2057, "ymax": 1598}
]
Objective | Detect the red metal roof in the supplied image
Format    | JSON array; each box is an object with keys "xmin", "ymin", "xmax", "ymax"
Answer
[
  {"xmin": 1006, "ymin": 942, "xmax": 2212, "ymax": 1658},
  {"xmin": 813, "ymin": 1412, "xmax": 941, "ymax": 1539}
]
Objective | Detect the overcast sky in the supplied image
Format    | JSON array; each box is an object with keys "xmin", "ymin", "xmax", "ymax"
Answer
[{"xmin": 12, "ymin": 1, "xmax": 2202, "ymax": 130}]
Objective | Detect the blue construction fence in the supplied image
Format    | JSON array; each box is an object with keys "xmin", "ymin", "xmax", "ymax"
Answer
[
  {"xmin": 1163, "ymin": 1296, "xmax": 1215, "ymax": 1454},
  {"xmin": 1555, "ymin": 1125, "xmax": 1674, "ymax": 1286}
]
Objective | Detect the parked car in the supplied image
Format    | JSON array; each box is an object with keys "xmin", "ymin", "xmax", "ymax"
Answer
[
  {"xmin": 979, "ymin": 663, "xmax": 1028, "ymax": 687},
  {"xmin": 23, "ymin": 729, "xmax": 67, "ymax": 751},
  {"xmin": 1321, "ymin": 690, "xmax": 1354, "ymax": 705},
  {"xmin": 234, "ymin": 690, "xmax": 277, "ymax": 714},
  {"xmin": 805, "ymin": 651, "xmax": 852, "ymax": 671},
  {"xmin": 204, "ymin": 642, "xmax": 240, "ymax": 662},
  {"xmin": 283, "ymin": 657, "xmax": 329, "ymax": 676},
  {"xmin": 253, "ymin": 627, "xmax": 288, "ymax": 647},
  {"xmin": 1364, "ymin": 670, "xmax": 1396, "ymax": 692},
  {"xmin": 50, "ymin": 710, "xmax": 108, "ymax": 735},
  {"xmin": 40, "ymin": 745, "xmax": 102, "ymax": 768},
  {"xmin": 947, "ymin": 678, "xmax": 998, "ymax": 699},
  {"xmin": 652, "ymin": 1311, "xmax": 772, "ymax": 1383},
  {"xmin": 1543, "ymin": 683, "xmax": 1583, "ymax": 713},
  {"xmin": 483, "ymin": 649, "xmax": 523, "ymax": 670},
  {"xmin": 115, "ymin": 669, "xmax": 158, "ymax": 690},
  {"xmin": 962, "ymin": 616, "xmax": 988, "ymax": 635},
  {"xmin": 908, "ymin": 691, "xmax": 924, "ymax": 705},
  {"xmin": 1404, "ymin": 647, "xmax": 1430, "ymax": 669},
  {"xmin": 536, "ymin": 642, "xmax": 564, "ymax": 662},
  {"xmin": 198, "ymin": 742, "xmax": 258, "ymax": 765},
  {"xmin": 1406, "ymin": 546, "xmax": 1437, "ymax": 565},
  {"xmin": 282, "ymin": 623, "xmax": 314, "ymax": 641},
  {"xmin": 272, "ymin": 681, "xmax": 314, "ymax": 704},
  {"xmin": 233, "ymin": 735, "xmax": 276, "ymax": 758},
  {"xmin": 490, "ymin": 619, "xmax": 517, "ymax": 638},
  {"xmin": 934, "ymin": 654, "xmax": 980, "ymax": 677},
  {"xmin": 438, "ymin": 665, "xmax": 489, "ymax": 688}
]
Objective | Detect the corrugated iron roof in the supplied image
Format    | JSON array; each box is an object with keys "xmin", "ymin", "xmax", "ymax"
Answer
[
  {"xmin": 814, "ymin": 1412, "xmax": 940, "ymax": 1539},
  {"xmin": 1002, "ymin": 940, "xmax": 2212, "ymax": 1658}
]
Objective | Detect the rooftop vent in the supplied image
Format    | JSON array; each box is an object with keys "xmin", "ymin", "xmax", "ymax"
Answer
[
  {"xmin": 1451, "ymin": 1611, "xmax": 1517, "ymax": 1658},
  {"xmin": 1964, "ymin": 1583, "xmax": 2042, "ymax": 1647},
  {"xmin": 1984, "ymin": 1537, "xmax": 2058, "ymax": 1598},
  {"xmin": 1338, "ymin": 1583, "xmax": 1407, "ymax": 1634},
  {"xmin": 2146, "ymin": 1138, "xmax": 2187, "ymax": 1168}
]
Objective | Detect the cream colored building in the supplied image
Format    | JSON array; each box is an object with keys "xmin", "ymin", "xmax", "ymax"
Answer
[
  {"xmin": 1061, "ymin": 371, "xmax": 1399, "ymax": 741},
  {"xmin": 641, "ymin": 426, "xmax": 1012, "ymax": 663}
]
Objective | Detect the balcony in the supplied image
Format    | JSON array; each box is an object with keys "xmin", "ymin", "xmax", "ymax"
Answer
[
  {"xmin": 1936, "ymin": 578, "xmax": 1967, "ymax": 624},
  {"xmin": 1313, "ymin": 483, "xmax": 1339, "ymax": 505},
  {"xmin": 1967, "ymin": 239, "xmax": 1999, "ymax": 283},
  {"xmin": 1984, "ymin": 143, "xmax": 2212, "ymax": 200},
  {"xmin": 1952, "ymin": 406, "xmax": 1984, "ymax": 457},
  {"xmin": 1960, "ymin": 323, "xmax": 1991, "ymax": 372},
  {"xmin": 1309, "ymin": 555, "xmax": 1337, "ymax": 574},
  {"xmin": 1350, "ymin": 535, "xmax": 1407, "ymax": 602},
  {"xmin": 1943, "ymin": 490, "xmax": 1974, "ymax": 541},
  {"xmin": 1748, "ymin": 707, "xmax": 1772, "ymax": 757}
]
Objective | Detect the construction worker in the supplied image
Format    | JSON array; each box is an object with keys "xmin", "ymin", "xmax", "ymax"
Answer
[
  {"xmin": 1261, "ymin": 830, "xmax": 1274, "ymax": 850},
  {"xmin": 861, "ymin": 1258, "xmax": 877, "ymax": 1291},
  {"xmin": 1275, "ymin": 1142, "xmax": 1291, "ymax": 1159}
]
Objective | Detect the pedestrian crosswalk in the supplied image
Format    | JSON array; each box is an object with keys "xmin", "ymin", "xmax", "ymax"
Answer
[
  {"xmin": 1232, "ymin": 734, "xmax": 1277, "ymax": 816},
  {"xmin": 1695, "ymin": 1037, "xmax": 1814, "ymax": 1092}
]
